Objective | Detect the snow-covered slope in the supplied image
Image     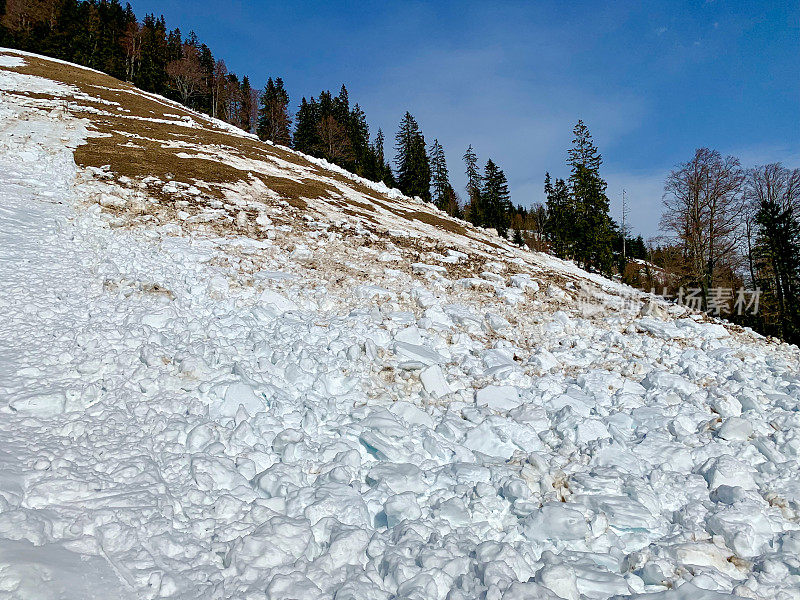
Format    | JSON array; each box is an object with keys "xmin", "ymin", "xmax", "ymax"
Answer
[{"xmin": 1, "ymin": 48, "xmax": 799, "ymax": 600}]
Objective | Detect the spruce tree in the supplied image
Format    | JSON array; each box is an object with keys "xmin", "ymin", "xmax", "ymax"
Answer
[
  {"xmin": 239, "ymin": 76, "xmax": 253, "ymax": 132},
  {"xmin": 482, "ymin": 159, "xmax": 511, "ymax": 238},
  {"xmin": 429, "ymin": 139, "xmax": 450, "ymax": 211},
  {"xmin": 544, "ymin": 173, "xmax": 575, "ymax": 259},
  {"xmin": 567, "ymin": 120, "xmax": 613, "ymax": 273},
  {"xmin": 257, "ymin": 77, "xmax": 292, "ymax": 146},
  {"xmin": 294, "ymin": 97, "xmax": 320, "ymax": 155},
  {"xmin": 374, "ymin": 128, "xmax": 385, "ymax": 168},
  {"xmin": 394, "ymin": 112, "xmax": 431, "ymax": 201},
  {"xmin": 373, "ymin": 128, "xmax": 395, "ymax": 187},
  {"xmin": 463, "ymin": 145, "xmax": 482, "ymax": 225},
  {"xmin": 348, "ymin": 103, "xmax": 369, "ymax": 175},
  {"xmin": 754, "ymin": 195, "xmax": 800, "ymax": 341}
]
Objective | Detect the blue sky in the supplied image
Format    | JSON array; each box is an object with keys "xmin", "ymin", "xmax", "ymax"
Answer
[{"xmin": 132, "ymin": 0, "xmax": 799, "ymax": 239}]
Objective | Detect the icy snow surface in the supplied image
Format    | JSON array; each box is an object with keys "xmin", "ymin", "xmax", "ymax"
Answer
[{"xmin": 1, "ymin": 49, "xmax": 800, "ymax": 599}]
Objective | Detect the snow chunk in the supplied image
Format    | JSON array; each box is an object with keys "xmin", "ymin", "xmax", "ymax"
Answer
[
  {"xmin": 393, "ymin": 341, "xmax": 445, "ymax": 366},
  {"xmin": 210, "ymin": 382, "xmax": 265, "ymax": 420},
  {"xmin": 411, "ymin": 262, "xmax": 448, "ymax": 276},
  {"xmin": 717, "ymin": 417, "xmax": 753, "ymax": 441},
  {"xmin": 225, "ymin": 516, "xmax": 313, "ymax": 572},
  {"xmin": 259, "ymin": 288, "xmax": 299, "ymax": 315},
  {"xmin": 476, "ymin": 385, "xmax": 521, "ymax": 411},
  {"xmin": 524, "ymin": 503, "xmax": 588, "ymax": 541},
  {"xmin": 384, "ymin": 492, "xmax": 422, "ymax": 527},
  {"xmin": 642, "ymin": 370, "xmax": 699, "ymax": 395},
  {"xmin": 700, "ymin": 455, "xmax": 758, "ymax": 491},
  {"xmin": 463, "ymin": 420, "xmax": 518, "ymax": 458},
  {"xmin": 8, "ymin": 390, "xmax": 65, "ymax": 416},
  {"xmin": 419, "ymin": 365, "xmax": 452, "ymax": 397}
]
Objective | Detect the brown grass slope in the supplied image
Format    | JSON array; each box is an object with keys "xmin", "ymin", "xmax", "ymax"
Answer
[{"xmin": 0, "ymin": 48, "xmax": 642, "ymax": 301}]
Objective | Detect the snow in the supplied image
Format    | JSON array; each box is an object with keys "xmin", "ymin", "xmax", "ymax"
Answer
[{"xmin": 1, "ymin": 48, "xmax": 800, "ymax": 600}]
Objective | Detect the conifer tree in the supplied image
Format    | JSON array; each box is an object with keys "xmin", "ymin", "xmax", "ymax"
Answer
[
  {"xmin": 755, "ymin": 198, "xmax": 800, "ymax": 341},
  {"xmin": 749, "ymin": 164, "xmax": 800, "ymax": 341},
  {"xmin": 394, "ymin": 112, "xmax": 431, "ymax": 201},
  {"xmin": 239, "ymin": 76, "xmax": 253, "ymax": 132},
  {"xmin": 373, "ymin": 128, "xmax": 395, "ymax": 187},
  {"xmin": 257, "ymin": 77, "xmax": 292, "ymax": 146},
  {"xmin": 567, "ymin": 120, "xmax": 613, "ymax": 273},
  {"xmin": 294, "ymin": 96, "xmax": 319, "ymax": 155},
  {"xmin": 463, "ymin": 145, "xmax": 482, "ymax": 225},
  {"xmin": 443, "ymin": 184, "xmax": 462, "ymax": 218},
  {"xmin": 374, "ymin": 128, "xmax": 385, "ymax": 168},
  {"xmin": 348, "ymin": 102, "xmax": 370, "ymax": 175},
  {"xmin": 429, "ymin": 139, "xmax": 450, "ymax": 211},
  {"xmin": 544, "ymin": 173, "xmax": 575, "ymax": 258},
  {"xmin": 482, "ymin": 159, "xmax": 511, "ymax": 238}
]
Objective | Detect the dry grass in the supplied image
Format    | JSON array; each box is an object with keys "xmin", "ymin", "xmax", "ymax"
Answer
[
  {"xmin": 1, "ymin": 51, "xmax": 531, "ymax": 271},
  {"xmin": 5, "ymin": 54, "xmax": 340, "ymax": 211}
]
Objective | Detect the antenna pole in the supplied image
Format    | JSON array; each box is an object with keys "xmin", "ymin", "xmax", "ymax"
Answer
[{"xmin": 622, "ymin": 189, "xmax": 627, "ymax": 265}]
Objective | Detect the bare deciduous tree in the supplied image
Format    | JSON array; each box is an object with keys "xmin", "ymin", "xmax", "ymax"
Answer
[
  {"xmin": 317, "ymin": 115, "xmax": 351, "ymax": 163},
  {"xmin": 1, "ymin": 0, "xmax": 59, "ymax": 34},
  {"xmin": 121, "ymin": 20, "xmax": 143, "ymax": 82},
  {"xmin": 209, "ymin": 59, "xmax": 227, "ymax": 120},
  {"xmin": 166, "ymin": 43, "xmax": 206, "ymax": 106},
  {"xmin": 661, "ymin": 148, "xmax": 745, "ymax": 302}
]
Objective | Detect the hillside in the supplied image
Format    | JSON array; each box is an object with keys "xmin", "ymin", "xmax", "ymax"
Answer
[{"xmin": 1, "ymin": 48, "xmax": 799, "ymax": 600}]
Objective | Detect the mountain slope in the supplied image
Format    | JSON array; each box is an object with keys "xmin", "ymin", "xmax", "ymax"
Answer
[{"xmin": 1, "ymin": 48, "xmax": 799, "ymax": 600}]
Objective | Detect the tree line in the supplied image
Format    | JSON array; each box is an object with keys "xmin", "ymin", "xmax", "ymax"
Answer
[
  {"xmin": 5, "ymin": 2, "xmax": 796, "ymax": 344},
  {"xmin": 647, "ymin": 150, "xmax": 800, "ymax": 343},
  {"xmin": 0, "ymin": 2, "xmax": 643, "ymax": 278}
]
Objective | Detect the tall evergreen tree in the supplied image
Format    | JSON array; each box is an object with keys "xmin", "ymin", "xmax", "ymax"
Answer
[
  {"xmin": 348, "ymin": 102, "xmax": 370, "ymax": 175},
  {"xmin": 257, "ymin": 77, "xmax": 292, "ymax": 146},
  {"xmin": 239, "ymin": 75, "xmax": 253, "ymax": 132},
  {"xmin": 754, "ymin": 198, "xmax": 800, "ymax": 341},
  {"xmin": 394, "ymin": 112, "xmax": 430, "ymax": 201},
  {"xmin": 373, "ymin": 128, "xmax": 395, "ymax": 187},
  {"xmin": 567, "ymin": 120, "xmax": 613, "ymax": 273},
  {"xmin": 374, "ymin": 128, "xmax": 385, "ymax": 168},
  {"xmin": 294, "ymin": 96, "xmax": 319, "ymax": 155},
  {"xmin": 136, "ymin": 14, "xmax": 168, "ymax": 94},
  {"xmin": 749, "ymin": 164, "xmax": 800, "ymax": 341},
  {"xmin": 463, "ymin": 145, "xmax": 482, "ymax": 225},
  {"xmin": 544, "ymin": 172, "xmax": 576, "ymax": 259},
  {"xmin": 429, "ymin": 139, "xmax": 450, "ymax": 211},
  {"xmin": 482, "ymin": 159, "xmax": 511, "ymax": 238}
]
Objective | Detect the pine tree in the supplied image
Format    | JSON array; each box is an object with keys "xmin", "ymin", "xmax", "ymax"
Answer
[
  {"xmin": 239, "ymin": 76, "xmax": 252, "ymax": 132},
  {"xmin": 754, "ymin": 185, "xmax": 800, "ymax": 341},
  {"xmin": 394, "ymin": 112, "xmax": 431, "ymax": 201},
  {"xmin": 372, "ymin": 129, "xmax": 395, "ymax": 187},
  {"xmin": 482, "ymin": 159, "xmax": 511, "ymax": 238},
  {"xmin": 429, "ymin": 139, "xmax": 450, "ymax": 210},
  {"xmin": 544, "ymin": 173, "xmax": 575, "ymax": 259},
  {"xmin": 294, "ymin": 96, "xmax": 319, "ymax": 155},
  {"xmin": 443, "ymin": 184, "xmax": 462, "ymax": 218},
  {"xmin": 568, "ymin": 119, "xmax": 602, "ymax": 172},
  {"xmin": 374, "ymin": 128, "xmax": 385, "ymax": 168},
  {"xmin": 348, "ymin": 102, "xmax": 369, "ymax": 175},
  {"xmin": 463, "ymin": 145, "xmax": 482, "ymax": 225},
  {"xmin": 257, "ymin": 77, "xmax": 292, "ymax": 146},
  {"xmin": 567, "ymin": 120, "xmax": 613, "ymax": 273}
]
